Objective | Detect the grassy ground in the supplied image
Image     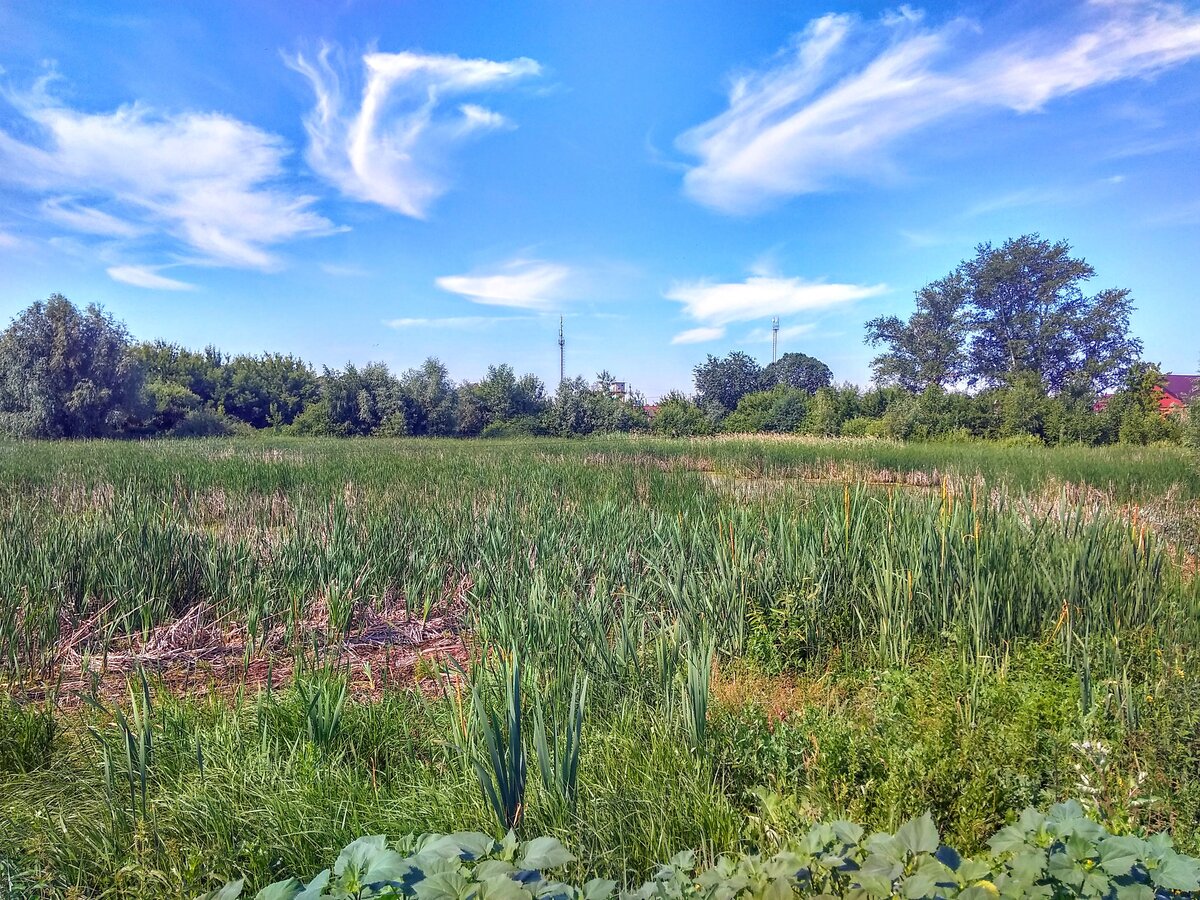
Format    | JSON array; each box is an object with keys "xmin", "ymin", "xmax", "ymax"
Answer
[
  {"xmin": 0, "ymin": 433, "xmax": 1196, "ymax": 499},
  {"xmin": 1, "ymin": 435, "xmax": 1197, "ymax": 898}
]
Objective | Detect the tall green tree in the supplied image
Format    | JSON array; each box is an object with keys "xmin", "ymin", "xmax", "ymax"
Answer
[
  {"xmin": 401, "ymin": 357, "xmax": 458, "ymax": 436},
  {"xmin": 458, "ymin": 364, "xmax": 548, "ymax": 435},
  {"xmin": 761, "ymin": 352, "xmax": 833, "ymax": 393},
  {"xmin": 964, "ymin": 236, "xmax": 1141, "ymax": 391},
  {"xmin": 130, "ymin": 340, "xmax": 221, "ymax": 431},
  {"xmin": 216, "ymin": 353, "xmax": 318, "ymax": 429},
  {"xmin": 692, "ymin": 351, "xmax": 762, "ymax": 418},
  {"xmin": 1100, "ymin": 362, "xmax": 1178, "ymax": 445},
  {"xmin": 0, "ymin": 294, "xmax": 143, "ymax": 438},
  {"xmin": 650, "ymin": 391, "xmax": 711, "ymax": 437},
  {"xmin": 866, "ymin": 235, "xmax": 1142, "ymax": 393},
  {"xmin": 865, "ymin": 272, "xmax": 970, "ymax": 391}
]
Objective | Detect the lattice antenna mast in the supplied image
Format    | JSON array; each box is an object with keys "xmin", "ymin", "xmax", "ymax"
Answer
[
  {"xmin": 558, "ymin": 315, "xmax": 565, "ymax": 385},
  {"xmin": 771, "ymin": 316, "xmax": 780, "ymax": 364}
]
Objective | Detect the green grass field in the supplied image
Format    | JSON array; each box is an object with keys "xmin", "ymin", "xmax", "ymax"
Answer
[{"xmin": 1, "ymin": 435, "xmax": 1198, "ymax": 898}]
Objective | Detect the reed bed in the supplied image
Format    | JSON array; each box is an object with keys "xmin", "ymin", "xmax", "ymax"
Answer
[
  {"xmin": 0, "ymin": 437, "xmax": 1194, "ymax": 689},
  {"xmin": 1, "ymin": 435, "xmax": 1198, "ymax": 898}
]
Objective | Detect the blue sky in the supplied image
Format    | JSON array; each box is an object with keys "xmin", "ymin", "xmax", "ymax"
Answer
[{"xmin": 1, "ymin": 0, "xmax": 1198, "ymax": 398}]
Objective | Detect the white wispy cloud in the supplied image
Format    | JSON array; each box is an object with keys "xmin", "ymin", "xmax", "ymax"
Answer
[
  {"xmin": 106, "ymin": 265, "xmax": 196, "ymax": 291},
  {"xmin": 898, "ymin": 229, "xmax": 950, "ymax": 248},
  {"xmin": 741, "ymin": 323, "xmax": 816, "ymax": 344},
  {"xmin": 964, "ymin": 174, "xmax": 1125, "ymax": 216},
  {"xmin": 320, "ymin": 262, "xmax": 371, "ymax": 277},
  {"xmin": 384, "ymin": 315, "xmax": 533, "ymax": 329},
  {"xmin": 436, "ymin": 259, "xmax": 570, "ymax": 310},
  {"xmin": 666, "ymin": 275, "xmax": 886, "ymax": 326},
  {"xmin": 288, "ymin": 45, "xmax": 540, "ymax": 217},
  {"xmin": 0, "ymin": 74, "xmax": 338, "ymax": 269},
  {"xmin": 678, "ymin": 1, "xmax": 1200, "ymax": 213},
  {"xmin": 41, "ymin": 198, "xmax": 145, "ymax": 237},
  {"xmin": 671, "ymin": 326, "xmax": 727, "ymax": 345},
  {"xmin": 667, "ymin": 274, "xmax": 883, "ymax": 347}
]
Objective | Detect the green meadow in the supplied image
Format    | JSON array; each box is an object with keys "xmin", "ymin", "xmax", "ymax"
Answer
[{"xmin": 1, "ymin": 435, "xmax": 1198, "ymax": 898}]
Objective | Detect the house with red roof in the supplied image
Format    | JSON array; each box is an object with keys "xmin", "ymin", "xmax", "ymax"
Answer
[
  {"xmin": 1094, "ymin": 373, "xmax": 1198, "ymax": 415},
  {"xmin": 1159, "ymin": 374, "xmax": 1199, "ymax": 414}
]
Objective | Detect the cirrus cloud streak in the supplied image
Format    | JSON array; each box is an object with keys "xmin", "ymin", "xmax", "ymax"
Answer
[
  {"xmin": 0, "ymin": 77, "xmax": 338, "ymax": 272},
  {"xmin": 679, "ymin": 1, "xmax": 1200, "ymax": 213},
  {"xmin": 667, "ymin": 274, "xmax": 884, "ymax": 345},
  {"xmin": 288, "ymin": 45, "xmax": 540, "ymax": 218},
  {"xmin": 106, "ymin": 265, "xmax": 196, "ymax": 291},
  {"xmin": 435, "ymin": 259, "xmax": 571, "ymax": 310}
]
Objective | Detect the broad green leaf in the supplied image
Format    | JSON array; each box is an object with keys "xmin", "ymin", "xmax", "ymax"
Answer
[
  {"xmin": 478, "ymin": 874, "xmax": 532, "ymax": 900},
  {"xmin": 896, "ymin": 813, "xmax": 939, "ymax": 855},
  {"xmin": 1045, "ymin": 851, "xmax": 1085, "ymax": 890},
  {"xmin": 761, "ymin": 875, "xmax": 791, "ymax": 900},
  {"xmin": 863, "ymin": 833, "xmax": 902, "ymax": 864},
  {"xmin": 582, "ymin": 877, "xmax": 617, "ymax": 900},
  {"xmin": 1150, "ymin": 851, "xmax": 1200, "ymax": 891},
  {"xmin": 1143, "ymin": 833, "xmax": 1174, "ymax": 857},
  {"xmin": 957, "ymin": 858, "xmax": 993, "ymax": 882},
  {"xmin": 519, "ymin": 837, "xmax": 576, "ymax": 870},
  {"xmin": 958, "ymin": 883, "xmax": 1000, "ymax": 900},
  {"xmin": 362, "ymin": 849, "xmax": 411, "ymax": 888},
  {"xmin": 536, "ymin": 879, "xmax": 575, "ymax": 900},
  {"xmin": 415, "ymin": 870, "xmax": 472, "ymax": 900},
  {"xmin": 253, "ymin": 878, "xmax": 302, "ymax": 900},
  {"xmin": 451, "ymin": 832, "xmax": 501, "ymax": 861},
  {"xmin": 831, "ymin": 821, "xmax": 864, "ymax": 846},
  {"xmin": 334, "ymin": 835, "xmax": 389, "ymax": 877},
  {"xmin": 666, "ymin": 850, "xmax": 695, "ymax": 871},
  {"xmin": 1084, "ymin": 870, "xmax": 1114, "ymax": 897},
  {"xmin": 901, "ymin": 871, "xmax": 939, "ymax": 898},
  {"xmin": 1112, "ymin": 882, "xmax": 1154, "ymax": 900},
  {"xmin": 858, "ymin": 852, "xmax": 902, "ymax": 885},
  {"xmin": 1016, "ymin": 808, "xmax": 1045, "ymax": 834},
  {"xmin": 1006, "ymin": 847, "xmax": 1048, "ymax": 885},
  {"xmin": 200, "ymin": 880, "xmax": 244, "ymax": 900},
  {"xmin": 421, "ymin": 835, "xmax": 475, "ymax": 862},
  {"xmin": 1097, "ymin": 835, "xmax": 1144, "ymax": 876},
  {"xmin": 475, "ymin": 860, "xmax": 518, "ymax": 880},
  {"xmin": 988, "ymin": 826, "xmax": 1027, "ymax": 855},
  {"xmin": 1046, "ymin": 800, "xmax": 1086, "ymax": 826},
  {"xmin": 293, "ymin": 870, "xmax": 331, "ymax": 900}
]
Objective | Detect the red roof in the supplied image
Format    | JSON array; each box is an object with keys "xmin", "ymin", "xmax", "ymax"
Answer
[
  {"xmin": 1163, "ymin": 374, "xmax": 1199, "ymax": 405},
  {"xmin": 1094, "ymin": 373, "xmax": 1198, "ymax": 415}
]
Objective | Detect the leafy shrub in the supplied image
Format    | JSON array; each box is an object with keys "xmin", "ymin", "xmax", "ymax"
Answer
[
  {"xmin": 202, "ymin": 802, "xmax": 1200, "ymax": 899},
  {"xmin": 169, "ymin": 407, "xmax": 251, "ymax": 437},
  {"xmin": 375, "ymin": 411, "xmax": 410, "ymax": 437},
  {"xmin": 651, "ymin": 392, "xmax": 712, "ymax": 437},
  {"xmin": 838, "ymin": 416, "xmax": 877, "ymax": 438},
  {"xmin": 997, "ymin": 433, "xmax": 1044, "ymax": 449},
  {"xmin": 481, "ymin": 416, "xmax": 547, "ymax": 438},
  {"xmin": 928, "ymin": 427, "xmax": 974, "ymax": 444},
  {"xmin": 1186, "ymin": 405, "xmax": 1200, "ymax": 453},
  {"xmin": 287, "ymin": 400, "xmax": 338, "ymax": 436}
]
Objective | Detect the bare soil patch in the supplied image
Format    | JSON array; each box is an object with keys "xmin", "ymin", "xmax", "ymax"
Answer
[{"xmin": 15, "ymin": 592, "xmax": 469, "ymax": 706}]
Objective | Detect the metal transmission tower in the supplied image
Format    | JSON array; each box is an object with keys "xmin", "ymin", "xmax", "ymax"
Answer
[
  {"xmin": 771, "ymin": 317, "xmax": 780, "ymax": 364},
  {"xmin": 558, "ymin": 316, "xmax": 565, "ymax": 385}
]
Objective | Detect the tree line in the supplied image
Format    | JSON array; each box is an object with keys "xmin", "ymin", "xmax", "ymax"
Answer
[
  {"xmin": 0, "ymin": 234, "xmax": 1194, "ymax": 446},
  {"xmin": 0, "ymin": 294, "xmax": 654, "ymax": 439}
]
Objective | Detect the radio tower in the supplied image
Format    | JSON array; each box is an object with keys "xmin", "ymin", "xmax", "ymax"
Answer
[
  {"xmin": 771, "ymin": 316, "xmax": 780, "ymax": 364},
  {"xmin": 558, "ymin": 315, "xmax": 565, "ymax": 384}
]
